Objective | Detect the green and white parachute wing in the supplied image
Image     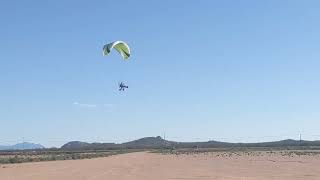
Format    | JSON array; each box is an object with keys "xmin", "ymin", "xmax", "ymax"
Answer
[{"xmin": 103, "ymin": 41, "xmax": 131, "ymax": 60}]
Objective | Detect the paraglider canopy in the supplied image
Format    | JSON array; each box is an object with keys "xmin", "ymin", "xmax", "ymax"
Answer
[{"xmin": 103, "ymin": 41, "xmax": 131, "ymax": 60}]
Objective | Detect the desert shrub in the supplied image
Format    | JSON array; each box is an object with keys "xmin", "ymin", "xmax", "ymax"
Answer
[{"xmin": 9, "ymin": 156, "xmax": 22, "ymax": 163}]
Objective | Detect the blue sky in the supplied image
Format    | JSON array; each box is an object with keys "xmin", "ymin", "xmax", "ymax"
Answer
[{"xmin": 1, "ymin": 0, "xmax": 320, "ymax": 147}]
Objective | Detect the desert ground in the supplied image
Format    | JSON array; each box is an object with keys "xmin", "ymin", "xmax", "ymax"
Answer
[{"xmin": 1, "ymin": 151, "xmax": 320, "ymax": 180}]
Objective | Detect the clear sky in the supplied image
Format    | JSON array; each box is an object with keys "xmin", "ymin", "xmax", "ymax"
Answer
[{"xmin": 1, "ymin": 0, "xmax": 320, "ymax": 147}]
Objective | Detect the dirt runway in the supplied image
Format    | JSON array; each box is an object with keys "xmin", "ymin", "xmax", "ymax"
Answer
[{"xmin": 1, "ymin": 152, "xmax": 320, "ymax": 180}]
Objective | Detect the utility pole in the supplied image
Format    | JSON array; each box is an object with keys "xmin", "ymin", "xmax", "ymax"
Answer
[
  {"xmin": 22, "ymin": 137, "xmax": 25, "ymax": 150},
  {"xmin": 299, "ymin": 133, "xmax": 302, "ymax": 146}
]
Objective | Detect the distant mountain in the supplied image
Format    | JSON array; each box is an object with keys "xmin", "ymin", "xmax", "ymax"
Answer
[
  {"xmin": 0, "ymin": 142, "xmax": 45, "ymax": 150},
  {"xmin": 122, "ymin": 136, "xmax": 172, "ymax": 148},
  {"xmin": 61, "ymin": 141, "xmax": 118, "ymax": 150},
  {"xmin": 61, "ymin": 136, "xmax": 171, "ymax": 150},
  {"xmin": 60, "ymin": 141, "xmax": 90, "ymax": 150},
  {"xmin": 60, "ymin": 137, "xmax": 320, "ymax": 151}
]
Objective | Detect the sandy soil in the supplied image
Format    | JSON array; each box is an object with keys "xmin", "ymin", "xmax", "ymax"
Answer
[{"xmin": 1, "ymin": 151, "xmax": 320, "ymax": 180}]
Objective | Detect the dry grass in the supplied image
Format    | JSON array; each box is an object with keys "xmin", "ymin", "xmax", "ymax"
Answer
[{"xmin": 0, "ymin": 149, "xmax": 139, "ymax": 164}]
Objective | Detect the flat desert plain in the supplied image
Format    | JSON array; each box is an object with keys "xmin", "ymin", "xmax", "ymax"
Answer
[{"xmin": 1, "ymin": 151, "xmax": 320, "ymax": 180}]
